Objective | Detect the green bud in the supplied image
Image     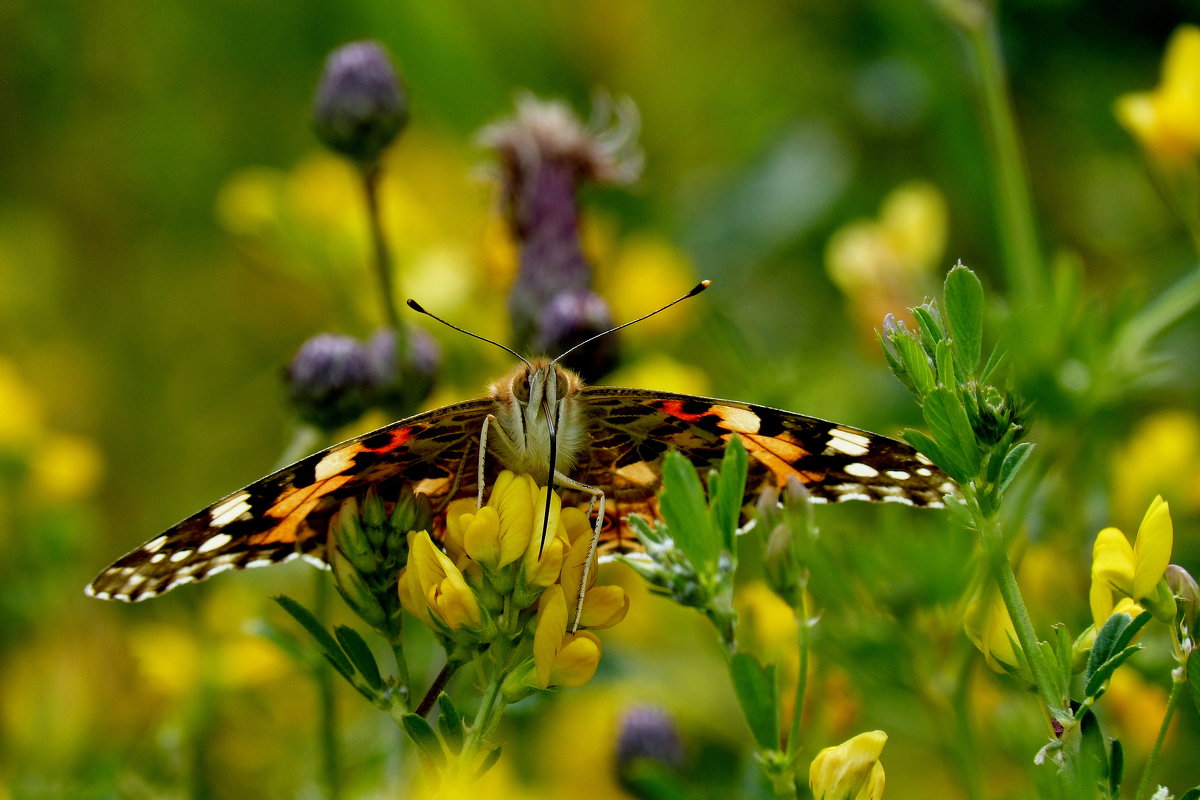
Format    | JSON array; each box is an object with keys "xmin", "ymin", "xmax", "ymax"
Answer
[
  {"xmin": 1166, "ymin": 564, "xmax": 1198, "ymax": 637},
  {"xmin": 331, "ymin": 499, "xmax": 377, "ymax": 575},
  {"xmin": 330, "ymin": 543, "xmax": 387, "ymax": 629}
]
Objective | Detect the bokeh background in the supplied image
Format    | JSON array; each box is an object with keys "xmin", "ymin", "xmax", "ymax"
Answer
[{"xmin": 3, "ymin": 2, "xmax": 1199, "ymax": 798}]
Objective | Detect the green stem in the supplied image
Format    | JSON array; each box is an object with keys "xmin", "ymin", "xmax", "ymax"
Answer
[
  {"xmin": 785, "ymin": 588, "xmax": 811, "ymax": 763},
  {"xmin": 1133, "ymin": 674, "xmax": 1184, "ymax": 800},
  {"xmin": 460, "ymin": 675, "xmax": 505, "ymax": 770},
  {"xmin": 362, "ymin": 165, "xmax": 404, "ymax": 335},
  {"xmin": 977, "ymin": 504, "xmax": 1060, "ymax": 716},
  {"xmin": 957, "ymin": 6, "xmax": 1045, "ymax": 307},
  {"xmin": 314, "ymin": 572, "xmax": 342, "ymax": 800}
]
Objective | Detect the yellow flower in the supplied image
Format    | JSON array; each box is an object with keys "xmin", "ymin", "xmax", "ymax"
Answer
[
  {"xmin": 409, "ymin": 530, "xmax": 483, "ymax": 631},
  {"xmin": 557, "ymin": 506, "xmax": 629, "ymax": 629},
  {"xmin": 1090, "ymin": 496, "xmax": 1174, "ymax": 623},
  {"xmin": 809, "ymin": 730, "xmax": 888, "ymax": 800},
  {"xmin": 533, "ymin": 588, "xmax": 602, "ymax": 689},
  {"xmin": 1115, "ymin": 25, "xmax": 1200, "ymax": 164},
  {"xmin": 964, "ymin": 584, "xmax": 1020, "ymax": 674},
  {"xmin": 523, "ymin": 482, "xmax": 568, "ymax": 588}
]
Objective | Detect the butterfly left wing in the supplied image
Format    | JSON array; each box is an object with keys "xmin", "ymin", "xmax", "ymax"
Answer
[
  {"xmin": 565, "ymin": 388, "xmax": 956, "ymax": 556},
  {"xmin": 87, "ymin": 399, "xmax": 494, "ymax": 601}
]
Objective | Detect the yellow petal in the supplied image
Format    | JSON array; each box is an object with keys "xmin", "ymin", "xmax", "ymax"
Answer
[
  {"xmin": 524, "ymin": 487, "xmax": 563, "ymax": 574},
  {"xmin": 429, "ymin": 576, "xmax": 482, "ymax": 630},
  {"xmin": 1132, "ymin": 496, "xmax": 1173, "ymax": 600},
  {"xmin": 579, "ymin": 585, "xmax": 630, "ymax": 629},
  {"xmin": 810, "ymin": 730, "xmax": 888, "ymax": 800},
  {"xmin": 533, "ymin": 589, "xmax": 568, "ymax": 688},
  {"xmin": 964, "ymin": 586, "xmax": 1019, "ymax": 673},
  {"xmin": 856, "ymin": 761, "xmax": 886, "ymax": 800},
  {"xmin": 1092, "ymin": 527, "xmax": 1135, "ymax": 596},
  {"xmin": 548, "ymin": 632, "xmax": 602, "ymax": 688},
  {"xmin": 525, "ymin": 536, "xmax": 565, "ymax": 589},
  {"xmin": 1089, "ymin": 577, "xmax": 1115, "ymax": 628},
  {"xmin": 463, "ymin": 505, "xmax": 501, "ymax": 568},
  {"xmin": 1162, "ymin": 25, "xmax": 1200, "ymax": 95}
]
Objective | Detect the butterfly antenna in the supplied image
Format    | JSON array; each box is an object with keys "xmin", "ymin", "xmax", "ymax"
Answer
[
  {"xmin": 551, "ymin": 280, "xmax": 710, "ymax": 365},
  {"xmin": 406, "ymin": 299, "xmax": 530, "ymax": 366}
]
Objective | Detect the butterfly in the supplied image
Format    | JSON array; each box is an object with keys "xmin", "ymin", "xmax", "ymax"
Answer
[{"xmin": 86, "ymin": 285, "xmax": 955, "ymax": 602}]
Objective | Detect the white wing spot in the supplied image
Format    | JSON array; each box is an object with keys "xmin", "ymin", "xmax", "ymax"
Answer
[
  {"xmin": 885, "ymin": 470, "xmax": 911, "ymax": 481},
  {"xmin": 210, "ymin": 492, "xmax": 253, "ymax": 528},
  {"xmin": 915, "ymin": 452, "xmax": 934, "ymax": 466},
  {"xmin": 197, "ymin": 532, "xmax": 233, "ymax": 554},
  {"xmin": 169, "ymin": 549, "xmax": 193, "ymax": 563},
  {"xmin": 143, "ymin": 535, "xmax": 169, "ymax": 553},
  {"xmin": 845, "ymin": 462, "xmax": 880, "ymax": 479},
  {"xmin": 150, "ymin": 553, "xmax": 166, "ymax": 564},
  {"xmin": 916, "ymin": 467, "xmax": 933, "ymax": 477},
  {"xmin": 827, "ymin": 428, "xmax": 871, "ymax": 457}
]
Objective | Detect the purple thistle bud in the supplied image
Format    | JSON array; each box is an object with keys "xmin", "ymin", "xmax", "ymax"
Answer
[
  {"xmin": 312, "ymin": 41, "xmax": 409, "ymax": 166},
  {"xmin": 364, "ymin": 326, "xmax": 439, "ymax": 418},
  {"xmin": 481, "ymin": 94, "xmax": 640, "ymax": 380},
  {"xmin": 286, "ymin": 333, "xmax": 373, "ymax": 431},
  {"xmin": 615, "ymin": 705, "xmax": 684, "ymax": 777},
  {"xmin": 534, "ymin": 289, "xmax": 618, "ymax": 379}
]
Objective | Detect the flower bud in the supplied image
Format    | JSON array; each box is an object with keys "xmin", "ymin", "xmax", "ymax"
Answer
[
  {"xmin": 809, "ymin": 730, "xmax": 887, "ymax": 800},
  {"xmin": 1166, "ymin": 564, "xmax": 1198, "ymax": 636},
  {"xmin": 312, "ymin": 41, "xmax": 408, "ymax": 166},
  {"xmin": 285, "ymin": 333, "xmax": 372, "ymax": 431},
  {"xmin": 365, "ymin": 326, "xmax": 439, "ymax": 419}
]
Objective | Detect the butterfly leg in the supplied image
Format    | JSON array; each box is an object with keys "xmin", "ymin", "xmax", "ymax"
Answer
[
  {"xmin": 476, "ymin": 414, "xmax": 508, "ymax": 508},
  {"xmin": 552, "ymin": 472, "xmax": 605, "ymax": 633}
]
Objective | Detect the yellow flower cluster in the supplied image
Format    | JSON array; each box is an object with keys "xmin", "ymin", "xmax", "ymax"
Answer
[
  {"xmin": 1116, "ymin": 26, "xmax": 1200, "ymax": 165},
  {"xmin": 1089, "ymin": 495, "xmax": 1175, "ymax": 627},
  {"xmin": 397, "ymin": 471, "xmax": 629, "ymax": 689}
]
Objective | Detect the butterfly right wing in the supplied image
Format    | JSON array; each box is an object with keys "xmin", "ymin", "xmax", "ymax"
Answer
[{"xmin": 87, "ymin": 399, "xmax": 494, "ymax": 601}]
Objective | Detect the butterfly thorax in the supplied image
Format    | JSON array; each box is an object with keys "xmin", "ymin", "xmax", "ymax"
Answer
[{"xmin": 488, "ymin": 360, "xmax": 587, "ymax": 484}]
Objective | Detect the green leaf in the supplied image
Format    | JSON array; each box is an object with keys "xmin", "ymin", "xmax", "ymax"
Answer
[
  {"xmin": 1180, "ymin": 787, "xmax": 1200, "ymax": 800},
  {"xmin": 402, "ymin": 713, "xmax": 447, "ymax": 767},
  {"xmin": 979, "ymin": 343, "xmax": 1006, "ymax": 384},
  {"xmin": 710, "ymin": 436, "xmax": 748, "ymax": 552},
  {"xmin": 912, "ymin": 304, "xmax": 944, "ymax": 354},
  {"xmin": 659, "ymin": 450, "xmax": 717, "ymax": 570},
  {"xmin": 902, "ymin": 430, "xmax": 946, "ymax": 472},
  {"xmin": 322, "ymin": 654, "xmax": 373, "ymax": 701},
  {"xmin": 944, "ymin": 265, "xmax": 984, "ymax": 378},
  {"xmin": 1084, "ymin": 644, "xmax": 1142, "ymax": 700},
  {"xmin": 436, "ymin": 693, "xmax": 465, "ymax": 755},
  {"xmin": 334, "ymin": 625, "xmax": 383, "ymax": 691},
  {"xmin": 1187, "ymin": 650, "xmax": 1200, "ymax": 716},
  {"xmin": 729, "ymin": 652, "xmax": 780, "ymax": 750},
  {"xmin": 935, "ymin": 337, "xmax": 958, "ymax": 388},
  {"xmin": 997, "ymin": 442, "xmax": 1035, "ymax": 495},
  {"xmin": 921, "ymin": 387, "xmax": 981, "ymax": 481},
  {"xmin": 1108, "ymin": 739, "xmax": 1124, "ymax": 798},
  {"xmin": 274, "ymin": 595, "xmax": 355, "ymax": 679},
  {"xmin": 895, "ymin": 331, "xmax": 936, "ymax": 396},
  {"xmin": 474, "ymin": 745, "xmax": 503, "ymax": 780},
  {"xmin": 1084, "ymin": 613, "xmax": 1131, "ymax": 687}
]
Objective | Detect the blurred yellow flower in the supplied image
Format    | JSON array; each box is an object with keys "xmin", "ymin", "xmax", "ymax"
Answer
[
  {"xmin": 1116, "ymin": 25, "xmax": 1200, "ymax": 165},
  {"xmin": 599, "ymin": 234, "xmax": 699, "ymax": 337},
  {"xmin": 1103, "ymin": 667, "xmax": 1171, "ymax": 756},
  {"xmin": 964, "ymin": 584, "xmax": 1020, "ymax": 674},
  {"xmin": 1112, "ymin": 410, "xmax": 1200, "ymax": 520},
  {"xmin": 809, "ymin": 729, "xmax": 888, "ymax": 800},
  {"xmin": 30, "ymin": 431, "xmax": 103, "ymax": 503},
  {"xmin": 735, "ymin": 580, "xmax": 798, "ymax": 667},
  {"xmin": 1090, "ymin": 496, "xmax": 1174, "ymax": 624},
  {"xmin": 825, "ymin": 181, "xmax": 946, "ymax": 332},
  {"xmin": 0, "ymin": 358, "xmax": 43, "ymax": 449}
]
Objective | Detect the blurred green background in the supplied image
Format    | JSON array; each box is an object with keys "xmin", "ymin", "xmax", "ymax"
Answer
[{"xmin": 3, "ymin": 1, "xmax": 1199, "ymax": 798}]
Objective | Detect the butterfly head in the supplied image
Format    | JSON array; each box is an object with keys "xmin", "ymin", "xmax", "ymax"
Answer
[{"xmin": 490, "ymin": 360, "xmax": 585, "ymax": 482}]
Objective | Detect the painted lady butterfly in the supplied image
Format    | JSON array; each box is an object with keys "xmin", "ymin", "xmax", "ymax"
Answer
[{"xmin": 87, "ymin": 288, "xmax": 954, "ymax": 602}]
